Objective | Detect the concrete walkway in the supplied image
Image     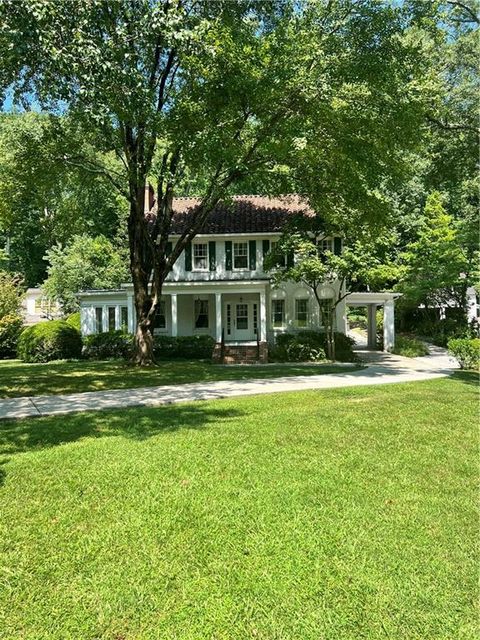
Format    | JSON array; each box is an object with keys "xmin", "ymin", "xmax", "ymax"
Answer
[{"xmin": 0, "ymin": 348, "xmax": 459, "ymax": 421}]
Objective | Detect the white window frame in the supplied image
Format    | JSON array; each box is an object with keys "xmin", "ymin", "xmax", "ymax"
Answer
[
  {"xmin": 233, "ymin": 242, "xmax": 249, "ymax": 270},
  {"xmin": 95, "ymin": 307, "xmax": 103, "ymax": 333},
  {"xmin": 271, "ymin": 299, "xmax": 286, "ymax": 328},
  {"xmin": 295, "ymin": 298, "xmax": 309, "ymax": 328},
  {"xmin": 193, "ymin": 242, "xmax": 209, "ymax": 271},
  {"xmin": 319, "ymin": 238, "xmax": 333, "ymax": 254},
  {"xmin": 271, "ymin": 240, "xmax": 286, "ymax": 267}
]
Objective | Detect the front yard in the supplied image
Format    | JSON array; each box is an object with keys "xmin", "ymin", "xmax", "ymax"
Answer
[
  {"xmin": 0, "ymin": 358, "xmax": 361, "ymax": 398},
  {"xmin": 0, "ymin": 373, "xmax": 477, "ymax": 639}
]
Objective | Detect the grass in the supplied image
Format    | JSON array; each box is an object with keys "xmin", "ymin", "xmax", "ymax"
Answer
[
  {"xmin": 0, "ymin": 372, "xmax": 478, "ymax": 639},
  {"xmin": 0, "ymin": 358, "xmax": 361, "ymax": 398}
]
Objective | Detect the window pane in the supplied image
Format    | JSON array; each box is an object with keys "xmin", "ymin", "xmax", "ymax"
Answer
[
  {"xmin": 233, "ymin": 242, "xmax": 248, "ymax": 269},
  {"xmin": 121, "ymin": 306, "xmax": 128, "ymax": 330},
  {"xmin": 236, "ymin": 303, "xmax": 248, "ymax": 330},
  {"xmin": 295, "ymin": 299, "xmax": 308, "ymax": 327},
  {"xmin": 272, "ymin": 299, "xmax": 285, "ymax": 327},
  {"xmin": 155, "ymin": 300, "xmax": 166, "ymax": 329},
  {"xmin": 195, "ymin": 299, "xmax": 209, "ymax": 328},
  {"xmin": 95, "ymin": 307, "xmax": 103, "ymax": 333},
  {"xmin": 271, "ymin": 241, "xmax": 286, "ymax": 267},
  {"xmin": 193, "ymin": 243, "xmax": 208, "ymax": 270},
  {"xmin": 108, "ymin": 307, "xmax": 116, "ymax": 331}
]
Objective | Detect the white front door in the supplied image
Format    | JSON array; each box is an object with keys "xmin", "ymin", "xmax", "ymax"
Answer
[{"xmin": 225, "ymin": 301, "xmax": 257, "ymax": 341}]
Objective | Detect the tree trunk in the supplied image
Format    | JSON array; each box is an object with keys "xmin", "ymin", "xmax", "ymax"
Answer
[{"xmin": 133, "ymin": 303, "xmax": 155, "ymax": 366}]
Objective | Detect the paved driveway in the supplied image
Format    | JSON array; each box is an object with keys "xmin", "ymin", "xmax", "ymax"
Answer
[{"xmin": 0, "ymin": 347, "xmax": 459, "ymax": 421}]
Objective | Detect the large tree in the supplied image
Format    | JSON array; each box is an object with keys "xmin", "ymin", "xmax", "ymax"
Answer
[{"xmin": 0, "ymin": 0, "xmax": 431, "ymax": 363}]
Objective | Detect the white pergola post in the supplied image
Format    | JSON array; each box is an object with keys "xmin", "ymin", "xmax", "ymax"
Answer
[
  {"xmin": 171, "ymin": 294, "xmax": 178, "ymax": 337},
  {"xmin": 383, "ymin": 300, "xmax": 395, "ymax": 352},
  {"xmin": 367, "ymin": 304, "xmax": 377, "ymax": 349},
  {"xmin": 215, "ymin": 292, "xmax": 222, "ymax": 343},
  {"xmin": 259, "ymin": 290, "xmax": 267, "ymax": 342}
]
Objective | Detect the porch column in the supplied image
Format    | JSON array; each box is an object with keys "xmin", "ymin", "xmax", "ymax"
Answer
[
  {"xmin": 127, "ymin": 294, "xmax": 135, "ymax": 334},
  {"xmin": 171, "ymin": 294, "xmax": 178, "ymax": 337},
  {"xmin": 215, "ymin": 292, "xmax": 222, "ymax": 342},
  {"xmin": 367, "ymin": 304, "xmax": 377, "ymax": 349},
  {"xmin": 383, "ymin": 300, "xmax": 395, "ymax": 352},
  {"xmin": 259, "ymin": 290, "xmax": 267, "ymax": 342}
]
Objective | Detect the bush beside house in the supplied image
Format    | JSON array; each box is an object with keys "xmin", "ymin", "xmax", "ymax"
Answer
[
  {"xmin": 0, "ymin": 314, "xmax": 24, "ymax": 359},
  {"xmin": 17, "ymin": 320, "xmax": 82, "ymax": 363},
  {"xmin": 448, "ymin": 338, "xmax": 480, "ymax": 370},
  {"xmin": 83, "ymin": 331, "xmax": 133, "ymax": 360},
  {"xmin": 271, "ymin": 331, "xmax": 356, "ymax": 363}
]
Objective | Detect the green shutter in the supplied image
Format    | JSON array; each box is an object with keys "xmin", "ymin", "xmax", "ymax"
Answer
[
  {"xmin": 166, "ymin": 241, "xmax": 172, "ymax": 256},
  {"xmin": 287, "ymin": 250, "xmax": 294, "ymax": 268},
  {"xmin": 209, "ymin": 241, "xmax": 216, "ymax": 271},
  {"xmin": 249, "ymin": 240, "xmax": 256, "ymax": 271},
  {"xmin": 184, "ymin": 241, "xmax": 192, "ymax": 271},
  {"xmin": 334, "ymin": 237, "xmax": 342, "ymax": 255},
  {"xmin": 225, "ymin": 241, "xmax": 232, "ymax": 271},
  {"xmin": 262, "ymin": 239, "xmax": 270, "ymax": 269}
]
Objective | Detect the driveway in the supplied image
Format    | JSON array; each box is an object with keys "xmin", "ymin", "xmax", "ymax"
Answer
[{"xmin": 0, "ymin": 347, "xmax": 459, "ymax": 421}]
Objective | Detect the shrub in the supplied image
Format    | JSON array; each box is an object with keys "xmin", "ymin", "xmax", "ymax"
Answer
[
  {"xmin": 0, "ymin": 314, "xmax": 23, "ymax": 359},
  {"xmin": 391, "ymin": 335, "xmax": 429, "ymax": 358},
  {"xmin": 154, "ymin": 335, "xmax": 215, "ymax": 359},
  {"xmin": 17, "ymin": 320, "xmax": 82, "ymax": 363},
  {"xmin": 83, "ymin": 330, "xmax": 133, "ymax": 360},
  {"xmin": 447, "ymin": 338, "xmax": 480, "ymax": 370},
  {"xmin": 272, "ymin": 331, "xmax": 356, "ymax": 362},
  {"xmin": 66, "ymin": 311, "xmax": 81, "ymax": 332}
]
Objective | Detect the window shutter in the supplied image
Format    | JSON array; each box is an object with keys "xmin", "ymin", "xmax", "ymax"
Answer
[
  {"xmin": 166, "ymin": 241, "xmax": 172, "ymax": 257},
  {"xmin": 334, "ymin": 237, "xmax": 342, "ymax": 255},
  {"xmin": 287, "ymin": 250, "xmax": 294, "ymax": 268},
  {"xmin": 184, "ymin": 241, "xmax": 192, "ymax": 271},
  {"xmin": 262, "ymin": 239, "xmax": 270, "ymax": 269},
  {"xmin": 208, "ymin": 241, "xmax": 216, "ymax": 271},
  {"xmin": 225, "ymin": 241, "xmax": 232, "ymax": 271},
  {"xmin": 249, "ymin": 240, "xmax": 257, "ymax": 271}
]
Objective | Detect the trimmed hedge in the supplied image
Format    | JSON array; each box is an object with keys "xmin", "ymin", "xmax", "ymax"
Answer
[
  {"xmin": 448, "ymin": 338, "xmax": 480, "ymax": 370},
  {"xmin": 66, "ymin": 311, "xmax": 81, "ymax": 332},
  {"xmin": 154, "ymin": 335, "xmax": 215, "ymax": 359},
  {"xmin": 272, "ymin": 331, "xmax": 356, "ymax": 362},
  {"xmin": 83, "ymin": 330, "xmax": 133, "ymax": 360},
  {"xmin": 0, "ymin": 314, "xmax": 23, "ymax": 359},
  {"xmin": 17, "ymin": 320, "xmax": 82, "ymax": 363}
]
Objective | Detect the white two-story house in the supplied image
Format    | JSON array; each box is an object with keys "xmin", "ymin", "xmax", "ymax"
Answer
[{"xmin": 79, "ymin": 195, "xmax": 398, "ymax": 361}]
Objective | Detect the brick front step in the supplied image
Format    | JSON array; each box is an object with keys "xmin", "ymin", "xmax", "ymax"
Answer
[{"xmin": 212, "ymin": 342, "xmax": 268, "ymax": 364}]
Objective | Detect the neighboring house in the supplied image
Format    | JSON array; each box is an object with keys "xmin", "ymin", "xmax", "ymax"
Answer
[
  {"xmin": 22, "ymin": 288, "xmax": 60, "ymax": 325},
  {"xmin": 78, "ymin": 195, "xmax": 398, "ymax": 361}
]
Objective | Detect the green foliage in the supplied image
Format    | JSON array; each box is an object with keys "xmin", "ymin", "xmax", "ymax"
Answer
[
  {"xmin": 17, "ymin": 320, "xmax": 82, "ymax": 363},
  {"xmin": 448, "ymin": 338, "xmax": 480, "ymax": 370},
  {"xmin": 65, "ymin": 312, "xmax": 80, "ymax": 332},
  {"xmin": 0, "ymin": 313, "xmax": 23, "ymax": 359},
  {"xmin": 83, "ymin": 330, "xmax": 133, "ymax": 361},
  {"xmin": 0, "ymin": 270, "xmax": 23, "ymax": 318},
  {"xmin": 153, "ymin": 335, "xmax": 215, "ymax": 360},
  {"xmin": 42, "ymin": 234, "xmax": 128, "ymax": 314},
  {"xmin": 273, "ymin": 331, "xmax": 356, "ymax": 363},
  {"xmin": 391, "ymin": 336, "xmax": 429, "ymax": 358}
]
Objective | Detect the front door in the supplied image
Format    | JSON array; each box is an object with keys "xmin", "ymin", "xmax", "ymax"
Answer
[{"xmin": 225, "ymin": 301, "xmax": 256, "ymax": 341}]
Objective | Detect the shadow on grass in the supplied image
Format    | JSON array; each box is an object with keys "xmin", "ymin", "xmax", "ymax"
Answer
[
  {"xmin": 0, "ymin": 403, "xmax": 245, "ymax": 459},
  {"xmin": 449, "ymin": 370, "xmax": 480, "ymax": 387}
]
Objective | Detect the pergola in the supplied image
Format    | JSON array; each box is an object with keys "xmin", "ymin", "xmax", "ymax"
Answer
[{"xmin": 345, "ymin": 292, "xmax": 402, "ymax": 351}]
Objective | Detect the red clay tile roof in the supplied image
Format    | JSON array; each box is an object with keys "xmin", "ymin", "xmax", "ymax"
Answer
[{"xmin": 166, "ymin": 195, "xmax": 314, "ymax": 234}]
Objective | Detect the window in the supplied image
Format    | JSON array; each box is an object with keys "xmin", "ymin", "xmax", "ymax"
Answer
[
  {"xmin": 236, "ymin": 303, "xmax": 248, "ymax": 329},
  {"xmin": 120, "ymin": 306, "xmax": 128, "ymax": 331},
  {"xmin": 155, "ymin": 300, "xmax": 166, "ymax": 330},
  {"xmin": 295, "ymin": 299, "xmax": 309, "ymax": 327},
  {"xmin": 193, "ymin": 243, "xmax": 208, "ymax": 270},
  {"xmin": 108, "ymin": 306, "xmax": 116, "ymax": 331},
  {"xmin": 194, "ymin": 299, "xmax": 209, "ymax": 329},
  {"xmin": 272, "ymin": 299, "xmax": 285, "ymax": 327},
  {"xmin": 95, "ymin": 307, "xmax": 103, "ymax": 333},
  {"xmin": 233, "ymin": 242, "xmax": 248, "ymax": 269},
  {"xmin": 319, "ymin": 238, "xmax": 333, "ymax": 254},
  {"xmin": 271, "ymin": 241, "xmax": 286, "ymax": 267}
]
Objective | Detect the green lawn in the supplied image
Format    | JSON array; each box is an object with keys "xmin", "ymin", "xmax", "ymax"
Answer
[
  {"xmin": 0, "ymin": 358, "xmax": 361, "ymax": 398},
  {"xmin": 0, "ymin": 373, "xmax": 477, "ymax": 639}
]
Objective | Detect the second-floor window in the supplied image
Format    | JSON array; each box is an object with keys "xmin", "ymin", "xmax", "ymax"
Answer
[
  {"xmin": 233, "ymin": 242, "xmax": 248, "ymax": 269},
  {"xmin": 319, "ymin": 238, "xmax": 333, "ymax": 254},
  {"xmin": 270, "ymin": 241, "xmax": 286, "ymax": 267},
  {"xmin": 193, "ymin": 243, "xmax": 208, "ymax": 270}
]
